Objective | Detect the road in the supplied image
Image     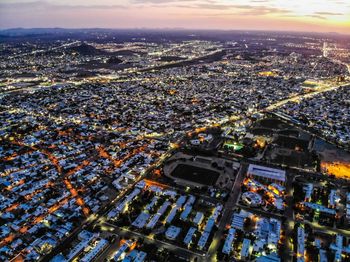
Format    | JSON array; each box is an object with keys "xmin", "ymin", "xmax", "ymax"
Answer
[
  {"xmin": 304, "ymin": 220, "xmax": 350, "ymax": 237},
  {"xmin": 42, "ymin": 143, "xmax": 175, "ymax": 261},
  {"xmin": 282, "ymin": 172, "xmax": 296, "ymax": 262},
  {"xmin": 93, "ymin": 236, "xmax": 119, "ymax": 262},
  {"xmin": 264, "ymin": 83, "xmax": 350, "ymax": 112},
  {"xmin": 9, "ymin": 41, "xmax": 81, "ymax": 59},
  {"xmin": 100, "ymin": 222, "xmax": 205, "ymax": 261},
  {"xmin": 328, "ymin": 56, "xmax": 350, "ymax": 75},
  {"xmin": 206, "ymin": 163, "xmax": 247, "ymax": 261},
  {"xmin": 47, "ymin": 79, "xmax": 348, "ymax": 261},
  {"xmin": 33, "ymin": 68, "xmax": 349, "ymax": 261}
]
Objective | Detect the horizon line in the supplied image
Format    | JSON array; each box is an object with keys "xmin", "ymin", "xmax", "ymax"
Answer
[{"xmin": 1, "ymin": 27, "xmax": 349, "ymax": 37}]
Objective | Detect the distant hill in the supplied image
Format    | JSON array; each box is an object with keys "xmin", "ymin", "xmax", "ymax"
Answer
[
  {"xmin": 68, "ymin": 43, "xmax": 105, "ymax": 55},
  {"xmin": 0, "ymin": 28, "xmax": 349, "ymax": 45},
  {"xmin": 106, "ymin": 56, "xmax": 123, "ymax": 64}
]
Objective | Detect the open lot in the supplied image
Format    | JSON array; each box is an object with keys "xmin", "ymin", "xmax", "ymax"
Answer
[{"xmin": 171, "ymin": 164, "xmax": 220, "ymax": 186}]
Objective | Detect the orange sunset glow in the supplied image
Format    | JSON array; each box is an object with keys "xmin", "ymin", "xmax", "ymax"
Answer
[{"xmin": 0, "ymin": 0, "xmax": 349, "ymax": 33}]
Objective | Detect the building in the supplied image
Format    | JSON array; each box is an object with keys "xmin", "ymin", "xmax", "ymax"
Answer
[
  {"xmin": 253, "ymin": 218, "xmax": 281, "ymax": 253},
  {"xmin": 297, "ymin": 226, "xmax": 305, "ymax": 262},
  {"xmin": 222, "ymin": 228, "xmax": 236, "ymax": 255},
  {"xmin": 67, "ymin": 234, "xmax": 95, "ymax": 261},
  {"xmin": 328, "ymin": 190, "xmax": 340, "ymax": 208},
  {"xmin": 346, "ymin": 193, "xmax": 350, "ymax": 222},
  {"xmin": 256, "ymin": 253, "xmax": 281, "ymax": 262},
  {"xmin": 303, "ymin": 183, "xmax": 313, "ymax": 201},
  {"xmin": 183, "ymin": 227, "xmax": 196, "ymax": 247},
  {"xmin": 193, "ymin": 212, "xmax": 204, "ymax": 226},
  {"xmin": 302, "ymin": 202, "xmax": 336, "ymax": 216},
  {"xmin": 109, "ymin": 188, "xmax": 141, "ymax": 219},
  {"xmin": 197, "ymin": 205, "xmax": 222, "ymax": 250},
  {"xmin": 166, "ymin": 195, "xmax": 186, "ymax": 224},
  {"xmin": 146, "ymin": 201, "xmax": 171, "ymax": 229},
  {"xmin": 268, "ymin": 183, "xmax": 285, "ymax": 196},
  {"xmin": 145, "ymin": 196, "xmax": 158, "ymax": 211},
  {"xmin": 241, "ymin": 238, "xmax": 251, "ymax": 260},
  {"xmin": 247, "ymin": 164, "xmax": 286, "ymax": 184},
  {"xmin": 242, "ymin": 191, "xmax": 263, "ymax": 207},
  {"xmin": 165, "ymin": 226, "xmax": 181, "ymax": 240},
  {"xmin": 330, "ymin": 234, "xmax": 350, "ymax": 262},
  {"xmin": 231, "ymin": 210, "xmax": 250, "ymax": 230},
  {"xmin": 132, "ymin": 212, "xmax": 150, "ymax": 229},
  {"xmin": 180, "ymin": 205, "xmax": 193, "ymax": 221},
  {"xmin": 197, "ymin": 232, "xmax": 210, "ymax": 250},
  {"xmin": 80, "ymin": 239, "xmax": 108, "ymax": 262},
  {"xmin": 113, "ymin": 240, "xmax": 135, "ymax": 261},
  {"xmin": 319, "ymin": 249, "xmax": 328, "ymax": 262},
  {"xmin": 165, "ymin": 207, "xmax": 178, "ymax": 224},
  {"xmin": 122, "ymin": 250, "xmax": 147, "ymax": 262}
]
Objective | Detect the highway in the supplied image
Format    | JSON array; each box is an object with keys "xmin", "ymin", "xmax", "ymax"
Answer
[
  {"xmin": 264, "ymin": 82, "xmax": 350, "ymax": 112},
  {"xmin": 42, "ymin": 78, "xmax": 349, "ymax": 261},
  {"xmin": 41, "ymin": 136, "xmax": 176, "ymax": 261},
  {"xmin": 19, "ymin": 59, "xmax": 347, "ymax": 262}
]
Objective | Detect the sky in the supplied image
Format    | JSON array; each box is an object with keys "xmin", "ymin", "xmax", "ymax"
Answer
[{"xmin": 0, "ymin": 0, "xmax": 349, "ymax": 34}]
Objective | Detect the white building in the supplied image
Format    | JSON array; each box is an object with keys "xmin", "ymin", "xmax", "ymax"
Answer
[{"xmin": 247, "ymin": 164, "xmax": 286, "ymax": 184}]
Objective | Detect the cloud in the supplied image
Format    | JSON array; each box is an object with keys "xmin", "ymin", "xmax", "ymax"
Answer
[
  {"xmin": 190, "ymin": 3, "xmax": 291, "ymax": 16},
  {"xmin": 240, "ymin": 6, "xmax": 291, "ymax": 16},
  {"xmin": 132, "ymin": 0, "xmax": 195, "ymax": 3},
  {"xmin": 0, "ymin": 0, "xmax": 349, "ymax": 34},
  {"xmin": 307, "ymin": 15, "xmax": 327, "ymax": 20},
  {"xmin": 0, "ymin": 1, "xmax": 127, "ymax": 10},
  {"xmin": 0, "ymin": 1, "xmax": 42, "ymax": 8},
  {"xmin": 314, "ymin": 11, "xmax": 343, "ymax": 16}
]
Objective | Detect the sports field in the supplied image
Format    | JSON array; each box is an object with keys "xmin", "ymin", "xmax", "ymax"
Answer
[{"xmin": 171, "ymin": 164, "xmax": 220, "ymax": 186}]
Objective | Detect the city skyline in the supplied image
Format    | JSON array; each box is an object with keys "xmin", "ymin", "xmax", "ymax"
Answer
[{"xmin": 0, "ymin": 0, "xmax": 350, "ymax": 34}]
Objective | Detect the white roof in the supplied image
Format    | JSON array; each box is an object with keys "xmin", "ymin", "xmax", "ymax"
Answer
[
  {"xmin": 165, "ymin": 226, "xmax": 181, "ymax": 240},
  {"xmin": 184, "ymin": 227, "xmax": 196, "ymax": 245},
  {"xmin": 297, "ymin": 227, "xmax": 305, "ymax": 262},
  {"xmin": 222, "ymin": 228, "xmax": 236, "ymax": 254},
  {"xmin": 132, "ymin": 212, "xmax": 150, "ymax": 228},
  {"xmin": 248, "ymin": 164, "xmax": 286, "ymax": 182},
  {"xmin": 80, "ymin": 239, "xmax": 108, "ymax": 262},
  {"xmin": 241, "ymin": 238, "xmax": 251, "ymax": 258},
  {"xmin": 198, "ymin": 231, "xmax": 210, "ymax": 249}
]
